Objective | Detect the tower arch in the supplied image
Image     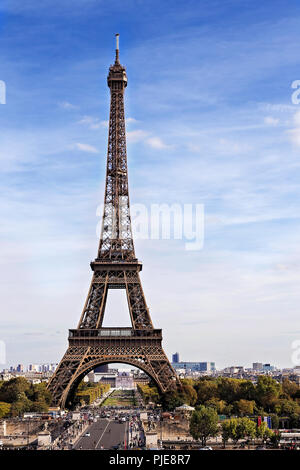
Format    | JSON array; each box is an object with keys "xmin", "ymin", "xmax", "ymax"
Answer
[{"xmin": 61, "ymin": 358, "xmax": 164, "ymax": 409}]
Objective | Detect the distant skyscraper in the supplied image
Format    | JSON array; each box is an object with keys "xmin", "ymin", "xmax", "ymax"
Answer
[
  {"xmin": 252, "ymin": 362, "xmax": 263, "ymax": 371},
  {"xmin": 16, "ymin": 364, "xmax": 24, "ymax": 372},
  {"xmin": 172, "ymin": 352, "xmax": 180, "ymax": 363}
]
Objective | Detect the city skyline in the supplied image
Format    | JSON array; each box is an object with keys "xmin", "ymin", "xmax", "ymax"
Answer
[
  {"xmin": 1, "ymin": 1, "xmax": 300, "ymax": 369},
  {"xmin": 0, "ymin": 357, "xmax": 292, "ymax": 373}
]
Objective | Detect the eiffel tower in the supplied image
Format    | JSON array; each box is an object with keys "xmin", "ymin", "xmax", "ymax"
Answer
[{"xmin": 48, "ymin": 35, "xmax": 179, "ymax": 408}]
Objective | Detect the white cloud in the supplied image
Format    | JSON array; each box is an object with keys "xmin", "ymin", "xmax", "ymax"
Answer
[
  {"xmin": 127, "ymin": 129, "xmax": 149, "ymax": 143},
  {"xmin": 127, "ymin": 129, "xmax": 171, "ymax": 149},
  {"xmin": 217, "ymin": 138, "xmax": 252, "ymax": 155},
  {"xmin": 293, "ymin": 110, "xmax": 300, "ymax": 126},
  {"xmin": 126, "ymin": 117, "xmax": 138, "ymax": 124},
  {"xmin": 60, "ymin": 101, "xmax": 78, "ymax": 110},
  {"xmin": 287, "ymin": 111, "xmax": 300, "ymax": 146},
  {"xmin": 288, "ymin": 128, "xmax": 300, "ymax": 146},
  {"xmin": 264, "ymin": 116, "xmax": 279, "ymax": 126},
  {"xmin": 78, "ymin": 115, "xmax": 107, "ymax": 129},
  {"xmin": 74, "ymin": 142, "xmax": 98, "ymax": 153},
  {"xmin": 146, "ymin": 137, "xmax": 170, "ymax": 149}
]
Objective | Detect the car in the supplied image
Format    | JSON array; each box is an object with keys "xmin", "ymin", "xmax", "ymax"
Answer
[
  {"xmin": 84, "ymin": 432, "xmax": 91, "ymax": 437},
  {"xmin": 198, "ymin": 446, "xmax": 213, "ymax": 450}
]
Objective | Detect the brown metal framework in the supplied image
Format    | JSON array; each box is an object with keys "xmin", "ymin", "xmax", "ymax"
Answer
[{"xmin": 47, "ymin": 36, "xmax": 179, "ymax": 408}]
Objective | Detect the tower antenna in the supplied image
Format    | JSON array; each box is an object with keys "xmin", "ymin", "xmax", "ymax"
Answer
[{"xmin": 115, "ymin": 33, "xmax": 120, "ymax": 64}]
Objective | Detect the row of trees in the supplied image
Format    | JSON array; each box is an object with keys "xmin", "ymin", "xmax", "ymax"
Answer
[
  {"xmin": 0, "ymin": 377, "xmax": 52, "ymax": 417},
  {"xmin": 193, "ymin": 376, "xmax": 300, "ymax": 412},
  {"xmin": 0, "ymin": 377, "xmax": 110, "ymax": 416},
  {"xmin": 75, "ymin": 381, "xmax": 110, "ymax": 406},
  {"xmin": 148, "ymin": 376, "xmax": 300, "ymax": 421},
  {"xmin": 221, "ymin": 417, "xmax": 276, "ymax": 447},
  {"xmin": 189, "ymin": 406, "xmax": 279, "ymax": 448},
  {"xmin": 137, "ymin": 384, "xmax": 160, "ymax": 404}
]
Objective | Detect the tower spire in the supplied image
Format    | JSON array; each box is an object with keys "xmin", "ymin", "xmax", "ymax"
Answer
[
  {"xmin": 101, "ymin": 35, "xmax": 130, "ymax": 261},
  {"xmin": 115, "ymin": 33, "xmax": 120, "ymax": 64}
]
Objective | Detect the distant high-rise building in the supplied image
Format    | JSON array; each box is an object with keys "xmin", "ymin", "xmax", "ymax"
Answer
[
  {"xmin": 200, "ymin": 362, "xmax": 216, "ymax": 372},
  {"xmin": 172, "ymin": 352, "xmax": 180, "ymax": 363},
  {"xmin": 16, "ymin": 364, "xmax": 24, "ymax": 372},
  {"xmin": 172, "ymin": 361, "xmax": 216, "ymax": 372},
  {"xmin": 253, "ymin": 362, "xmax": 263, "ymax": 371}
]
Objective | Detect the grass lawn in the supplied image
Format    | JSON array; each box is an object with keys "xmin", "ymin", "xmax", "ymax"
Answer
[{"xmin": 102, "ymin": 390, "xmax": 136, "ymax": 407}]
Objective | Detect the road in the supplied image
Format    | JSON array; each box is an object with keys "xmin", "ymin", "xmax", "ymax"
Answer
[{"xmin": 74, "ymin": 419, "xmax": 127, "ymax": 450}]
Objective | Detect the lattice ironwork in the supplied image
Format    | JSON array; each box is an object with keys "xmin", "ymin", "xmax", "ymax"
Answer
[
  {"xmin": 47, "ymin": 36, "xmax": 180, "ymax": 408},
  {"xmin": 48, "ymin": 335, "xmax": 178, "ymax": 408}
]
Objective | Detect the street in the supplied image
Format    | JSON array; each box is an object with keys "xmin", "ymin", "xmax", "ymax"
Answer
[{"xmin": 74, "ymin": 418, "xmax": 126, "ymax": 450}]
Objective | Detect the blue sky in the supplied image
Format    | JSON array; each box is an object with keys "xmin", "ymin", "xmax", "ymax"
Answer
[{"xmin": 1, "ymin": 0, "xmax": 300, "ymax": 369}]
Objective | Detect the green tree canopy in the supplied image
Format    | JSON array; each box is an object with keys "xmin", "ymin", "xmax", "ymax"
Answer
[
  {"xmin": 189, "ymin": 406, "xmax": 219, "ymax": 447},
  {"xmin": 256, "ymin": 421, "xmax": 273, "ymax": 443},
  {"xmin": 206, "ymin": 397, "xmax": 227, "ymax": 414},
  {"xmin": 255, "ymin": 376, "xmax": 281, "ymax": 411},
  {"xmin": 239, "ymin": 380, "xmax": 256, "ymax": 401},
  {"xmin": 236, "ymin": 417, "xmax": 256, "ymax": 441},
  {"xmin": 0, "ymin": 401, "xmax": 11, "ymax": 418},
  {"xmin": 217, "ymin": 378, "xmax": 241, "ymax": 404},
  {"xmin": 0, "ymin": 377, "xmax": 31, "ymax": 403},
  {"xmin": 234, "ymin": 399, "xmax": 256, "ymax": 416},
  {"xmin": 221, "ymin": 419, "xmax": 237, "ymax": 448},
  {"xmin": 180, "ymin": 383, "xmax": 197, "ymax": 406},
  {"xmin": 194, "ymin": 379, "xmax": 218, "ymax": 404},
  {"xmin": 282, "ymin": 379, "xmax": 299, "ymax": 399},
  {"xmin": 0, "ymin": 377, "xmax": 52, "ymax": 416}
]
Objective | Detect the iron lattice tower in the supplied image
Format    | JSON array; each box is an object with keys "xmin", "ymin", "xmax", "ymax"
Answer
[{"xmin": 48, "ymin": 35, "xmax": 179, "ymax": 408}]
